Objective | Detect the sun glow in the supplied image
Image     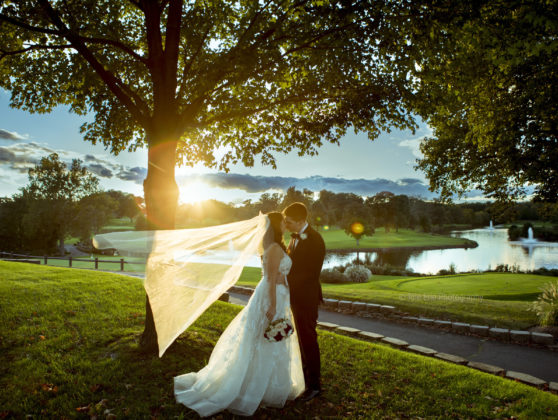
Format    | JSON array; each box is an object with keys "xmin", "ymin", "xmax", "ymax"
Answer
[{"xmin": 178, "ymin": 180, "xmax": 213, "ymax": 204}]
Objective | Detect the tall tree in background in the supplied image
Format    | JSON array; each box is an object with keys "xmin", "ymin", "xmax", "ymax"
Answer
[
  {"xmin": 23, "ymin": 153, "xmax": 99, "ymax": 254},
  {"xmin": 407, "ymin": 0, "xmax": 558, "ymax": 202},
  {"xmin": 0, "ymin": 193, "xmax": 30, "ymax": 251},
  {"xmin": 106, "ymin": 190, "xmax": 141, "ymax": 222},
  {"xmin": 72, "ymin": 192, "xmax": 118, "ymax": 242},
  {"xmin": 0, "ymin": 0, "xmax": 420, "ymax": 352}
]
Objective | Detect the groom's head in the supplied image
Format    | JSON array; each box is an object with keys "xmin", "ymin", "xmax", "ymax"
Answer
[{"xmin": 283, "ymin": 202, "xmax": 307, "ymax": 233}]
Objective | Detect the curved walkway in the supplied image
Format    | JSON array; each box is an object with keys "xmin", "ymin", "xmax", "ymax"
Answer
[{"xmin": 229, "ymin": 292, "xmax": 558, "ymax": 384}]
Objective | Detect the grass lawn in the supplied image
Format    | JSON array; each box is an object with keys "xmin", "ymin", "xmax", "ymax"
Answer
[
  {"xmin": 238, "ymin": 268, "xmax": 553, "ymax": 329},
  {"xmin": 320, "ymin": 227, "xmax": 476, "ymax": 250},
  {"xmin": 99, "ymin": 218, "xmax": 135, "ymax": 233},
  {"xmin": 1, "ymin": 261, "xmax": 557, "ymax": 418}
]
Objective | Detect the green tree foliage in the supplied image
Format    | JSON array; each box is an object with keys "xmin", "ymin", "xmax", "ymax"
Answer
[
  {"xmin": 0, "ymin": 193, "xmax": 30, "ymax": 252},
  {"xmin": 366, "ymin": 191, "xmax": 395, "ymax": 232},
  {"xmin": 0, "ymin": 1, "xmax": 422, "ymax": 351},
  {"xmin": 257, "ymin": 193, "xmax": 282, "ymax": 214},
  {"xmin": 0, "ymin": 0, "xmax": 419, "ymax": 231},
  {"xmin": 343, "ymin": 218, "xmax": 374, "ymax": 247},
  {"xmin": 72, "ymin": 192, "xmax": 118, "ymax": 241},
  {"xmin": 106, "ymin": 190, "xmax": 141, "ymax": 222},
  {"xmin": 281, "ymin": 186, "xmax": 312, "ymax": 210},
  {"xmin": 22, "ymin": 153, "xmax": 99, "ymax": 254},
  {"xmin": 407, "ymin": 0, "xmax": 558, "ymax": 202}
]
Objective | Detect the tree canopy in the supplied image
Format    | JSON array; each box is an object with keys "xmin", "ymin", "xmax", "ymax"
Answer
[
  {"xmin": 407, "ymin": 0, "xmax": 558, "ymax": 202},
  {"xmin": 0, "ymin": 0, "xmax": 423, "ymax": 232},
  {"xmin": 21, "ymin": 153, "xmax": 99, "ymax": 253},
  {"xmin": 1, "ymin": 0, "xmax": 428, "ymax": 352}
]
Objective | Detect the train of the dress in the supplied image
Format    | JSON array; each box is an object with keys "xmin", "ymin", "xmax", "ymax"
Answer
[{"xmin": 174, "ymin": 271, "xmax": 305, "ymax": 417}]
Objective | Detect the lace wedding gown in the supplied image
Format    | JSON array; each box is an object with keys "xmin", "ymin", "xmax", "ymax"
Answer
[{"xmin": 174, "ymin": 247, "xmax": 305, "ymax": 417}]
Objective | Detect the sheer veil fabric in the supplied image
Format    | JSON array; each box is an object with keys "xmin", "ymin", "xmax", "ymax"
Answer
[
  {"xmin": 93, "ymin": 214, "xmax": 268, "ymax": 357},
  {"xmin": 173, "ymin": 241, "xmax": 305, "ymax": 416}
]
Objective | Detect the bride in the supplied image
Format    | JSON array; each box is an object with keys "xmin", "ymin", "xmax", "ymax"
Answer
[
  {"xmin": 173, "ymin": 212, "xmax": 305, "ymax": 416},
  {"xmin": 93, "ymin": 212, "xmax": 305, "ymax": 416}
]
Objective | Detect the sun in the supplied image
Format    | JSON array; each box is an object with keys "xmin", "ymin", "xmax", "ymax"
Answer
[{"xmin": 178, "ymin": 180, "xmax": 210, "ymax": 204}]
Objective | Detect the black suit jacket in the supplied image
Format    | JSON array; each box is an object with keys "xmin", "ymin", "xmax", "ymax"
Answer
[{"xmin": 287, "ymin": 225, "xmax": 326, "ymax": 309}]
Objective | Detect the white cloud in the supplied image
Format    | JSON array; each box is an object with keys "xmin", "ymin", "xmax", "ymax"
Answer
[
  {"xmin": 399, "ymin": 136, "xmax": 425, "ymax": 159},
  {"xmin": 178, "ymin": 172, "xmax": 436, "ymax": 199},
  {"xmin": 0, "ymin": 128, "xmax": 28, "ymax": 141}
]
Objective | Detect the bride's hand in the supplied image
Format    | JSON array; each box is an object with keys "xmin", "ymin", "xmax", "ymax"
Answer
[{"xmin": 266, "ymin": 305, "xmax": 276, "ymax": 322}]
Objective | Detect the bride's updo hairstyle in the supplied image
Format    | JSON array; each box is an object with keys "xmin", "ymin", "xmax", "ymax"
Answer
[{"xmin": 263, "ymin": 211, "xmax": 287, "ymax": 252}]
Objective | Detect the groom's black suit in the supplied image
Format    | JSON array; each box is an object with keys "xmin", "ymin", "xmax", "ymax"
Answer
[{"xmin": 287, "ymin": 225, "xmax": 326, "ymax": 391}]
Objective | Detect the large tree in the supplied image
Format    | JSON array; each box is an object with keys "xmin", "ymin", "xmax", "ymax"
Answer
[
  {"xmin": 23, "ymin": 153, "xmax": 100, "ymax": 254},
  {"xmin": 0, "ymin": 0, "xmax": 419, "ymax": 352},
  {"xmin": 72, "ymin": 192, "xmax": 118, "ymax": 242},
  {"xmin": 407, "ymin": 0, "xmax": 558, "ymax": 202}
]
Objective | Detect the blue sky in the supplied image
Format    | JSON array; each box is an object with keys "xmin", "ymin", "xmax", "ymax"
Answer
[{"xmin": 0, "ymin": 88, "xmax": 446, "ymax": 204}]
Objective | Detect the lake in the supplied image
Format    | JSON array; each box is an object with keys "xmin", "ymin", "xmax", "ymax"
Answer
[{"xmin": 323, "ymin": 228, "xmax": 558, "ymax": 274}]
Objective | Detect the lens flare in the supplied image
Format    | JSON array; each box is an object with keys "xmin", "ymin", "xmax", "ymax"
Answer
[{"xmin": 350, "ymin": 222, "xmax": 364, "ymax": 235}]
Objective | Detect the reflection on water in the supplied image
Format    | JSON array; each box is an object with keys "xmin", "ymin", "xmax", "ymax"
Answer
[{"xmin": 324, "ymin": 228, "xmax": 558, "ymax": 274}]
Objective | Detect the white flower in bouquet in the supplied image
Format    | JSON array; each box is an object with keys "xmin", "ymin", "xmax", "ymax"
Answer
[{"xmin": 264, "ymin": 318, "xmax": 294, "ymax": 342}]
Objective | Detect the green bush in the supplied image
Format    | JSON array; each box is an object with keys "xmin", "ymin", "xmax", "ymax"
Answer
[
  {"xmin": 531, "ymin": 280, "xmax": 558, "ymax": 326},
  {"xmin": 363, "ymin": 263, "xmax": 419, "ymax": 277},
  {"xmin": 345, "ymin": 265, "xmax": 372, "ymax": 282},
  {"xmin": 320, "ymin": 268, "xmax": 349, "ymax": 283},
  {"xmin": 437, "ymin": 263, "xmax": 457, "ymax": 276},
  {"xmin": 508, "ymin": 225, "xmax": 521, "ymax": 241}
]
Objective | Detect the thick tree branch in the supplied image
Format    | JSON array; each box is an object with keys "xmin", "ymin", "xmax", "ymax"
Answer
[
  {"xmin": 37, "ymin": 0, "xmax": 149, "ymax": 126},
  {"xmin": 163, "ymin": 0, "xmax": 182, "ymax": 100},
  {"xmin": 177, "ymin": 26, "xmax": 211, "ymax": 100},
  {"xmin": 79, "ymin": 36, "xmax": 148, "ymax": 64},
  {"xmin": 199, "ymin": 93, "xmax": 327, "ymax": 127},
  {"xmin": 141, "ymin": 0, "xmax": 168, "ymax": 120},
  {"xmin": 0, "ymin": 44, "xmax": 71, "ymax": 61},
  {"xmin": 128, "ymin": 0, "xmax": 143, "ymax": 11},
  {"xmin": 281, "ymin": 22, "xmax": 357, "ymax": 58},
  {"xmin": 0, "ymin": 13, "xmax": 62, "ymax": 35},
  {"xmin": 142, "ymin": 0, "xmax": 164, "ymax": 71}
]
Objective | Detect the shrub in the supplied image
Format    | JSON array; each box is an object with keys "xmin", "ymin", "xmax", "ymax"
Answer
[
  {"xmin": 363, "ymin": 263, "xmax": 418, "ymax": 277},
  {"xmin": 345, "ymin": 265, "xmax": 372, "ymax": 283},
  {"xmin": 508, "ymin": 225, "xmax": 521, "ymax": 241},
  {"xmin": 437, "ymin": 263, "xmax": 457, "ymax": 276},
  {"xmin": 531, "ymin": 281, "xmax": 558, "ymax": 326},
  {"xmin": 320, "ymin": 268, "xmax": 348, "ymax": 284}
]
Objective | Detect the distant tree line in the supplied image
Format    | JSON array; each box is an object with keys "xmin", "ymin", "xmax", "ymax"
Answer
[
  {"xmin": 4, "ymin": 154, "xmax": 557, "ymax": 256},
  {"xmin": 0, "ymin": 153, "xmax": 140, "ymax": 255},
  {"xmin": 161, "ymin": 187, "xmax": 558, "ymax": 237}
]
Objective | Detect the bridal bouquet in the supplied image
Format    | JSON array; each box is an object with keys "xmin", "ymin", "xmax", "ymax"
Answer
[{"xmin": 264, "ymin": 318, "xmax": 294, "ymax": 342}]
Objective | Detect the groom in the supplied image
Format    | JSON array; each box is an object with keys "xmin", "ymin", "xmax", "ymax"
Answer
[{"xmin": 283, "ymin": 202, "xmax": 326, "ymax": 402}]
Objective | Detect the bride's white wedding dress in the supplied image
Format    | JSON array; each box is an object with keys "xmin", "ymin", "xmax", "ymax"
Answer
[{"xmin": 174, "ymin": 246, "xmax": 305, "ymax": 417}]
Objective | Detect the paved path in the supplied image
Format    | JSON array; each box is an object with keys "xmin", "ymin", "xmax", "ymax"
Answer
[{"xmin": 229, "ymin": 292, "xmax": 558, "ymax": 383}]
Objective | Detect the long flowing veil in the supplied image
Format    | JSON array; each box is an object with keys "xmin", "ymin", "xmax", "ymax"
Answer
[{"xmin": 93, "ymin": 213, "xmax": 268, "ymax": 357}]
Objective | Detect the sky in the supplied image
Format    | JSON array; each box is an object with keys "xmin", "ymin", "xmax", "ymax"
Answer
[{"xmin": 0, "ymin": 88, "xmax": 455, "ymax": 204}]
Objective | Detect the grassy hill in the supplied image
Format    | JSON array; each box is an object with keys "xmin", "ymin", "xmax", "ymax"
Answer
[
  {"xmin": 320, "ymin": 227, "xmax": 476, "ymax": 249},
  {"xmin": 1, "ymin": 261, "xmax": 557, "ymax": 418},
  {"xmin": 238, "ymin": 269, "xmax": 555, "ymax": 329}
]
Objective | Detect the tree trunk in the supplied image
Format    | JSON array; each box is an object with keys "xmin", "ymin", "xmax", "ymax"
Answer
[
  {"xmin": 140, "ymin": 136, "xmax": 179, "ymax": 354},
  {"xmin": 58, "ymin": 237, "xmax": 65, "ymax": 256},
  {"xmin": 143, "ymin": 140, "xmax": 180, "ymax": 230}
]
